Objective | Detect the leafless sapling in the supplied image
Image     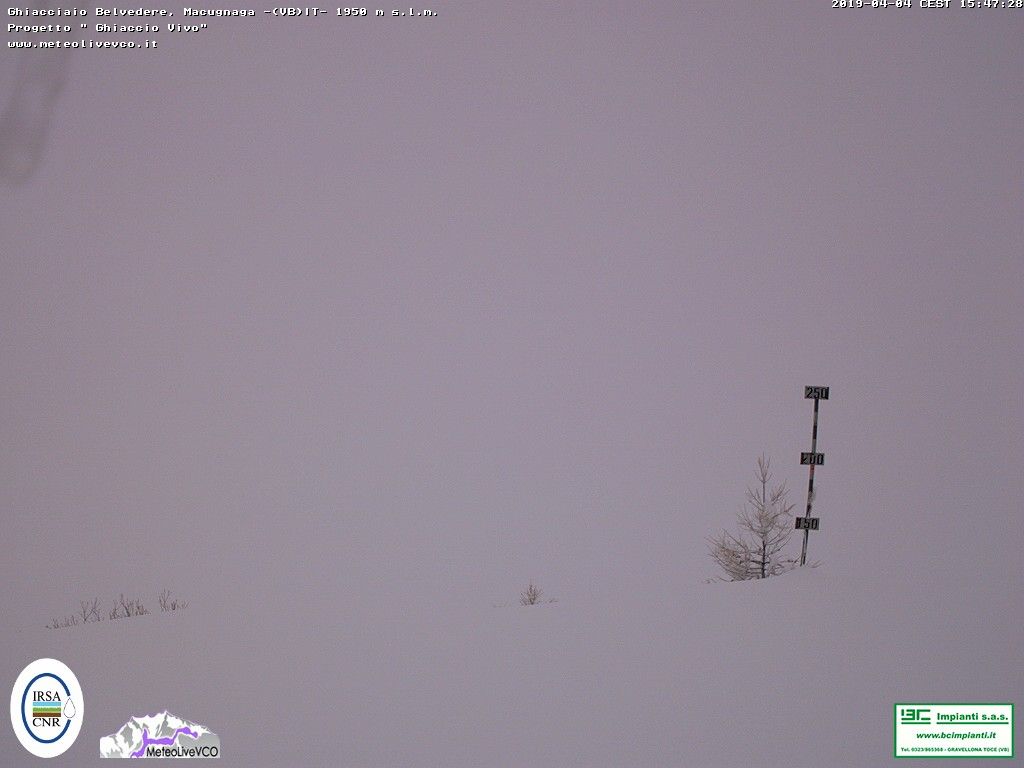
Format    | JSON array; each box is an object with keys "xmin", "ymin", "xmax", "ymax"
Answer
[{"xmin": 708, "ymin": 455, "xmax": 798, "ymax": 581}]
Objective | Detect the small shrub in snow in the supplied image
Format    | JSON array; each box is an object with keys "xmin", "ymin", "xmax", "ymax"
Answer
[
  {"xmin": 46, "ymin": 614, "xmax": 79, "ymax": 630},
  {"xmin": 520, "ymin": 582, "xmax": 543, "ymax": 606},
  {"xmin": 79, "ymin": 597, "xmax": 102, "ymax": 623},
  {"xmin": 109, "ymin": 594, "xmax": 149, "ymax": 620},
  {"xmin": 158, "ymin": 588, "xmax": 188, "ymax": 612}
]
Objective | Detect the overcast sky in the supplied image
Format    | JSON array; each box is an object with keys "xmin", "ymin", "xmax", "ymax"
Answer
[{"xmin": 1, "ymin": 0, "xmax": 1021, "ymax": 623}]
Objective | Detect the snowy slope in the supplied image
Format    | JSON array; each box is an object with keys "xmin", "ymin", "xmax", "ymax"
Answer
[{"xmin": 3, "ymin": 564, "xmax": 1018, "ymax": 767}]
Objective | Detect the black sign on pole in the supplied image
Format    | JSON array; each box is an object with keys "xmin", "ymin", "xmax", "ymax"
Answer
[{"xmin": 799, "ymin": 385, "xmax": 829, "ymax": 566}]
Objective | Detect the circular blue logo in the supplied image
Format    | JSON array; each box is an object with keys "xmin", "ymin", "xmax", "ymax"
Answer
[{"xmin": 9, "ymin": 658, "xmax": 84, "ymax": 757}]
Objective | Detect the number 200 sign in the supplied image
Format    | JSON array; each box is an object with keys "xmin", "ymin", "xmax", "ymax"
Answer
[{"xmin": 804, "ymin": 386, "xmax": 829, "ymax": 399}]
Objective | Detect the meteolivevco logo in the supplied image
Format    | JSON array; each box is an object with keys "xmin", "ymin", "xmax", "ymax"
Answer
[
  {"xmin": 100, "ymin": 711, "xmax": 220, "ymax": 758},
  {"xmin": 9, "ymin": 658, "xmax": 84, "ymax": 758}
]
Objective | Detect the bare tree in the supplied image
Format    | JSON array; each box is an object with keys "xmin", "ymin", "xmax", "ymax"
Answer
[{"xmin": 708, "ymin": 455, "xmax": 797, "ymax": 581}]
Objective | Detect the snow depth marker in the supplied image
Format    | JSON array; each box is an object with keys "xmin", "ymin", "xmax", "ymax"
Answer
[{"xmin": 798, "ymin": 386, "xmax": 828, "ymax": 565}]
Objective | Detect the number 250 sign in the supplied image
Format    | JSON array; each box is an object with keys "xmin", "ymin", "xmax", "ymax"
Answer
[{"xmin": 804, "ymin": 386, "xmax": 829, "ymax": 399}]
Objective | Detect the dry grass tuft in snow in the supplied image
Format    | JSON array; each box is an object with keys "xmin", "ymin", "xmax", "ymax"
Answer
[
  {"xmin": 158, "ymin": 588, "xmax": 189, "ymax": 612},
  {"xmin": 45, "ymin": 590, "xmax": 189, "ymax": 629}
]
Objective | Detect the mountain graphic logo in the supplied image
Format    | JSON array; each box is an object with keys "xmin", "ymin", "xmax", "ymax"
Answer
[{"xmin": 100, "ymin": 711, "xmax": 220, "ymax": 758}]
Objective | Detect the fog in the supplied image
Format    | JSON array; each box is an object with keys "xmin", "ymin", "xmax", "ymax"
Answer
[{"xmin": 1, "ymin": 2, "xmax": 1021, "ymax": 764}]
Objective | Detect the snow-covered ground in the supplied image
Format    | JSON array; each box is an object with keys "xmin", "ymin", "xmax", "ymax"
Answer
[{"xmin": 3, "ymin": 563, "xmax": 1018, "ymax": 766}]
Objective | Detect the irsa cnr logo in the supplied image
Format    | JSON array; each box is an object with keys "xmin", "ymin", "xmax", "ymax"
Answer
[{"xmin": 9, "ymin": 658, "xmax": 84, "ymax": 758}]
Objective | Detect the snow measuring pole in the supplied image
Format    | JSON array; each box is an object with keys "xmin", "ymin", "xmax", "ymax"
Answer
[{"xmin": 797, "ymin": 386, "xmax": 828, "ymax": 566}]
